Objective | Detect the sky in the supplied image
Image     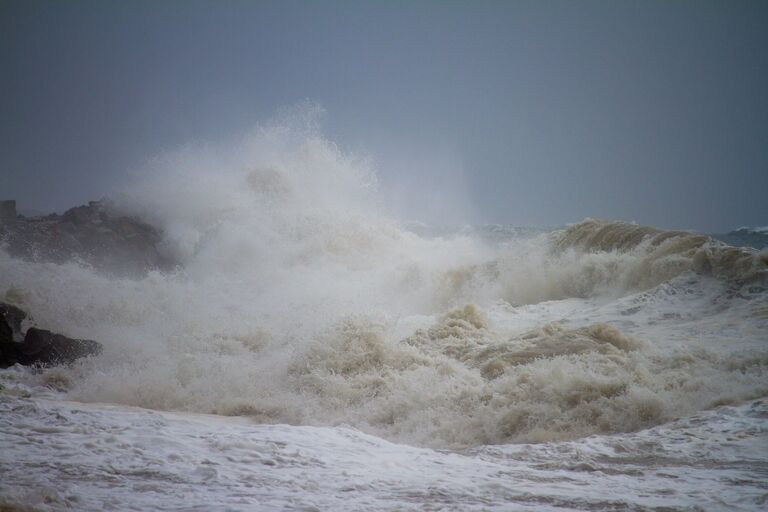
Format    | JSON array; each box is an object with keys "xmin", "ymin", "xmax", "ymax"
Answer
[{"xmin": 1, "ymin": 0, "xmax": 766, "ymax": 232}]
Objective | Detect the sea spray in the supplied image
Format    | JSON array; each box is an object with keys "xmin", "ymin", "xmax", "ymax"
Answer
[{"xmin": 1, "ymin": 105, "xmax": 766, "ymax": 448}]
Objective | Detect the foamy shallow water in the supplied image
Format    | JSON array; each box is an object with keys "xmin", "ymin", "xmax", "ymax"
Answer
[
  {"xmin": 1, "ymin": 270, "xmax": 766, "ymax": 510},
  {"xmin": 1, "ymin": 390, "xmax": 766, "ymax": 511}
]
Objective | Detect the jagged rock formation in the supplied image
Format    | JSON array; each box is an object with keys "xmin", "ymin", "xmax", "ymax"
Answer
[
  {"xmin": 0, "ymin": 302, "xmax": 101, "ymax": 368},
  {"xmin": 0, "ymin": 302, "xmax": 26, "ymax": 342},
  {"xmin": 0, "ymin": 200, "xmax": 175, "ymax": 276}
]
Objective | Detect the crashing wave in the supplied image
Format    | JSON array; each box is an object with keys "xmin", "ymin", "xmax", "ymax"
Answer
[
  {"xmin": 1, "ymin": 107, "xmax": 766, "ymax": 449},
  {"xmin": 553, "ymin": 218, "xmax": 767, "ymax": 284}
]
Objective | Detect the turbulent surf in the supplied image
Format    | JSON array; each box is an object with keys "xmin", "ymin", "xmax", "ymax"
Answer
[{"xmin": 1, "ymin": 112, "xmax": 766, "ymax": 510}]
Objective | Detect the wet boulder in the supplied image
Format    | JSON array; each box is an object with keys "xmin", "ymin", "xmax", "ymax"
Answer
[
  {"xmin": 16, "ymin": 328, "xmax": 102, "ymax": 366},
  {"xmin": 0, "ymin": 312, "xmax": 13, "ymax": 346},
  {"xmin": 0, "ymin": 302, "xmax": 27, "ymax": 340},
  {"xmin": 0, "ymin": 316, "xmax": 16, "ymax": 360},
  {"xmin": 1, "ymin": 302, "xmax": 27, "ymax": 367},
  {"xmin": 0, "ymin": 302, "xmax": 101, "ymax": 368}
]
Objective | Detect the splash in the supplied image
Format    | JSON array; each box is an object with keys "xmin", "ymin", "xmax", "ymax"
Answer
[
  {"xmin": 555, "ymin": 218, "xmax": 766, "ymax": 284},
  {"xmin": 1, "ymin": 105, "xmax": 766, "ymax": 448}
]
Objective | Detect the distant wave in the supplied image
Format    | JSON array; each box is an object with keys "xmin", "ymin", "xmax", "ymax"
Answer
[
  {"xmin": 555, "ymin": 218, "xmax": 767, "ymax": 284},
  {"xmin": 736, "ymin": 226, "xmax": 768, "ymax": 234},
  {"xmin": 712, "ymin": 226, "xmax": 768, "ymax": 250}
]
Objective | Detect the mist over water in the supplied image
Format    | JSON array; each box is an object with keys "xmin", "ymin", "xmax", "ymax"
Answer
[{"xmin": 1, "ymin": 105, "xmax": 767, "ymax": 451}]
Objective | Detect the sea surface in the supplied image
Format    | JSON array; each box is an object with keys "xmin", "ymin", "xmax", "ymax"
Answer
[{"xmin": 1, "ymin": 122, "xmax": 766, "ymax": 510}]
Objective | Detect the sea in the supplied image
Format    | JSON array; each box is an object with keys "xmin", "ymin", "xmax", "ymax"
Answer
[{"xmin": 1, "ymin": 119, "xmax": 766, "ymax": 511}]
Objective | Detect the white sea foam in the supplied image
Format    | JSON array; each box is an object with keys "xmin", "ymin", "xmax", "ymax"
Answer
[
  {"xmin": 1, "ymin": 106, "xmax": 766, "ymax": 452},
  {"xmin": 1, "ymin": 105, "xmax": 767, "ymax": 509},
  {"xmin": 1, "ymin": 393, "xmax": 766, "ymax": 511}
]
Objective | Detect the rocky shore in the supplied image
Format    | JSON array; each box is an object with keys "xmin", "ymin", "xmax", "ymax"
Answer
[
  {"xmin": 0, "ymin": 302, "xmax": 101, "ymax": 368},
  {"xmin": 0, "ymin": 200, "xmax": 174, "ymax": 277},
  {"xmin": 0, "ymin": 200, "xmax": 165, "ymax": 367}
]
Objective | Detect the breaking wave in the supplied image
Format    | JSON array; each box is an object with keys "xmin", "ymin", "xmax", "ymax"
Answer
[
  {"xmin": 1, "ymin": 105, "xmax": 766, "ymax": 448},
  {"xmin": 555, "ymin": 218, "xmax": 766, "ymax": 283}
]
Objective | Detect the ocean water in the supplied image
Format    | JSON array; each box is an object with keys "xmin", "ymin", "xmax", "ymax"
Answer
[{"xmin": 1, "ymin": 114, "xmax": 767, "ymax": 510}]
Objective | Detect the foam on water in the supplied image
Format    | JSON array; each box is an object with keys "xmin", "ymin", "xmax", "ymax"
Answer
[
  {"xmin": 0, "ymin": 106, "xmax": 766, "ymax": 453},
  {"xmin": 1, "ymin": 392, "xmax": 766, "ymax": 511},
  {"xmin": 2, "ymin": 106, "xmax": 768, "ymax": 510}
]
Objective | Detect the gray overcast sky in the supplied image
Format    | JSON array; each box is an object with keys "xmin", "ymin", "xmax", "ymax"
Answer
[{"xmin": 1, "ymin": 0, "xmax": 766, "ymax": 232}]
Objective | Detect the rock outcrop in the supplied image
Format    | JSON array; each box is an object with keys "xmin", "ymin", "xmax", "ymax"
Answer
[
  {"xmin": 0, "ymin": 302, "xmax": 26, "ymax": 343},
  {"xmin": 0, "ymin": 200, "xmax": 174, "ymax": 276},
  {"xmin": 0, "ymin": 302, "xmax": 101, "ymax": 368}
]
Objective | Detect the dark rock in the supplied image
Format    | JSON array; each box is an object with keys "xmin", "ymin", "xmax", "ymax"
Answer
[
  {"xmin": 0, "ymin": 305, "xmax": 23, "ymax": 368},
  {"xmin": 17, "ymin": 328, "xmax": 102, "ymax": 367},
  {"xmin": 1, "ymin": 303, "xmax": 27, "ymax": 368},
  {"xmin": 0, "ymin": 339, "xmax": 19, "ymax": 368},
  {"xmin": 0, "ymin": 315, "xmax": 12, "ymax": 346},
  {"xmin": 0, "ymin": 302, "xmax": 101, "ymax": 368},
  {"xmin": 0, "ymin": 302, "xmax": 27, "ymax": 339},
  {"xmin": 0, "ymin": 200, "xmax": 176, "ymax": 277}
]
